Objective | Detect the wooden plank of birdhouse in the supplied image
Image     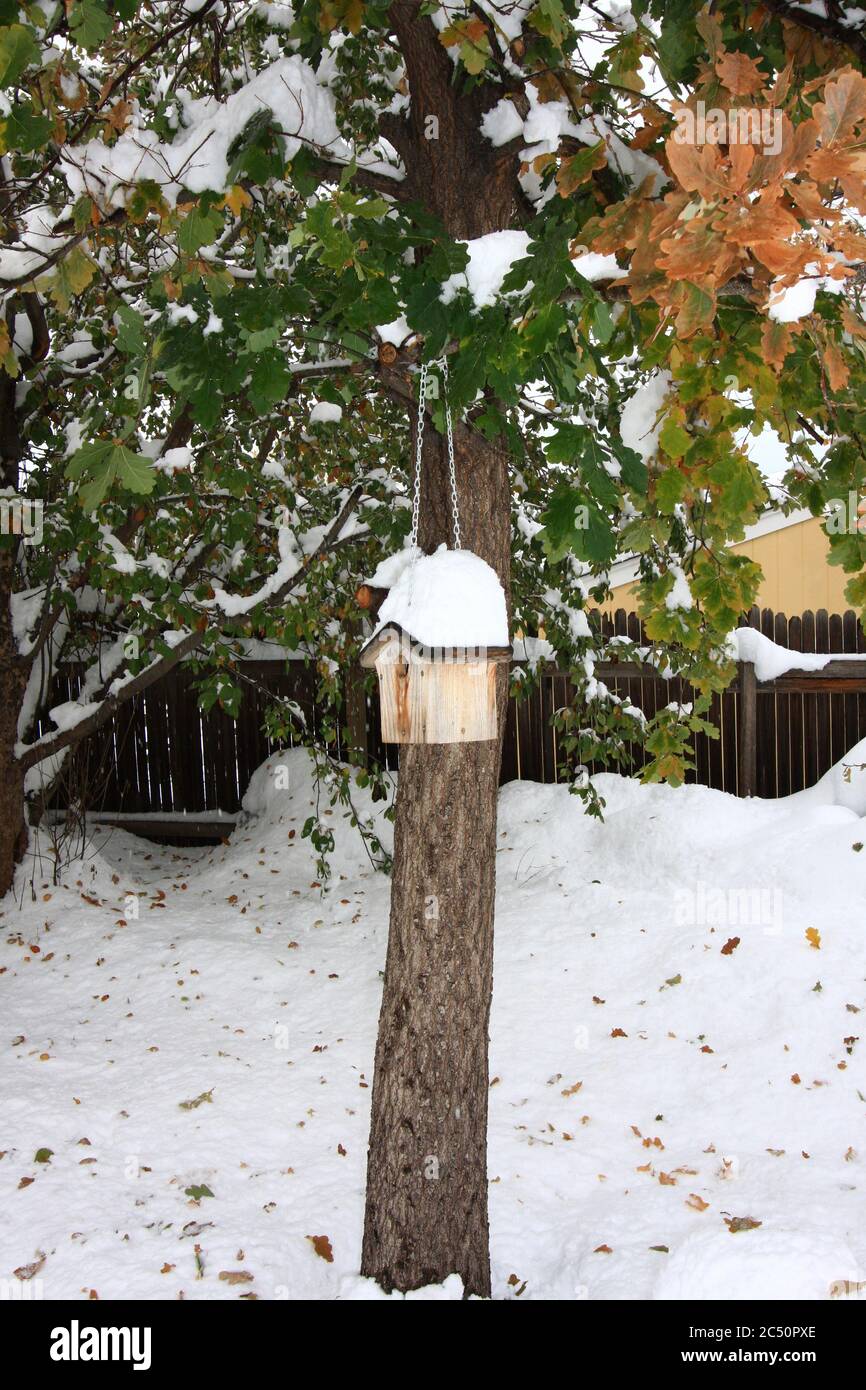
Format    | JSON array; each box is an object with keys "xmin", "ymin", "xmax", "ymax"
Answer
[{"xmin": 376, "ymin": 659, "xmax": 499, "ymax": 743}]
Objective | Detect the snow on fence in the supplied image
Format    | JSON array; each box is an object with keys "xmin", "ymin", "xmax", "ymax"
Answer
[
  {"xmin": 41, "ymin": 607, "xmax": 866, "ymax": 839},
  {"xmin": 586, "ymin": 607, "xmax": 866, "ymax": 800}
]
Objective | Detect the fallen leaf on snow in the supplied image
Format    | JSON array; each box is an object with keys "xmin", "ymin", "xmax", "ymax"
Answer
[
  {"xmin": 725, "ymin": 1216, "xmax": 762, "ymax": 1233},
  {"xmin": 179, "ymin": 1089, "xmax": 214, "ymax": 1111},
  {"xmin": 306, "ymin": 1234, "xmax": 333, "ymax": 1263},
  {"xmin": 184, "ymin": 1184, "xmax": 214, "ymax": 1201},
  {"xmin": 14, "ymin": 1253, "xmax": 45, "ymax": 1280}
]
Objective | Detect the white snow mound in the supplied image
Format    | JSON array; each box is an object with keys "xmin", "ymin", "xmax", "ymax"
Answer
[
  {"xmin": 374, "ymin": 544, "xmax": 508, "ymax": 648},
  {"xmin": 654, "ymin": 1226, "xmax": 861, "ymax": 1301}
]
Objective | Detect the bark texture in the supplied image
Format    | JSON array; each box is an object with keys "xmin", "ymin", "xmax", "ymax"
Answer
[
  {"xmin": 0, "ymin": 639, "xmax": 28, "ymax": 903},
  {"xmin": 0, "ymin": 704, "xmax": 27, "ymax": 899}
]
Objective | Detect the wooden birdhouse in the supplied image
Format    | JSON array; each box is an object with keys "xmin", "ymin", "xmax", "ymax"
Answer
[{"xmin": 358, "ymin": 546, "xmax": 511, "ymax": 745}]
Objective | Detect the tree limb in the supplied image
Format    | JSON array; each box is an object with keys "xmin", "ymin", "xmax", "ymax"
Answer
[{"xmin": 758, "ymin": 0, "xmax": 866, "ymax": 67}]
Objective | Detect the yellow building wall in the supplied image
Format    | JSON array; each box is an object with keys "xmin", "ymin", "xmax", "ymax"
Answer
[{"xmin": 601, "ymin": 515, "xmax": 852, "ymax": 617}]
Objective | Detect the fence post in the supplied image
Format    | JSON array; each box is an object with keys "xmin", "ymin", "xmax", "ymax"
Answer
[{"xmin": 738, "ymin": 659, "xmax": 757, "ymax": 797}]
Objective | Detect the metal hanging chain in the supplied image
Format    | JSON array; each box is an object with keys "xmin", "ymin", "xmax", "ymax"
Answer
[
  {"xmin": 441, "ymin": 355, "xmax": 462, "ymax": 550},
  {"xmin": 409, "ymin": 357, "xmax": 462, "ymax": 552},
  {"xmin": 409, "ymin": 360, "xmax": 427, "ymax": 552}
]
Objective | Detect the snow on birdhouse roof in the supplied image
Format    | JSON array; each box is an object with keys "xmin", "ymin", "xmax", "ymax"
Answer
[
  {"xmin": 366, "ymin": 544, "xmax": 509, "ymax": 652},
  {"xmin": 365, "ymin": 545, "xmax": 424, "ymax": 591}
]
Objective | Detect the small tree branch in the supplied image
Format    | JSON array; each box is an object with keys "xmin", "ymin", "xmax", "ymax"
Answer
[{"xmin": 758, "ymin": 0, "xmax": 866, "ymax": 66}]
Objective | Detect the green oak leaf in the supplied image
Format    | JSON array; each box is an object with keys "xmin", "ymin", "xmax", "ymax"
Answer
[
  {"xmin": 115, "ymin": 303, "xmax": 147, "ymax": 356},
  {"xmin": 0, "ymin": 102, "xmax": 52, "ymax": 154},
  {"xmin": 178, "ymin": 198, "xmax": 224, "ymax": 255},
  {"xmin": 69, "ymin": 0, "xmax": 113, "ymax": 52},
  {"xmin": 65, "ymin": 440, "xmax": 154, "ymax": 509},
  {"xmin": 658, "ymin": 417, "xmax": 691, "ymax": 460},
  {"xmin": 0, "ymin": 24, "xmax": 39, "ymax": 88},
  {"xmin": 655, "ymin": 465, "xmax": 686, "ymax": 513}
]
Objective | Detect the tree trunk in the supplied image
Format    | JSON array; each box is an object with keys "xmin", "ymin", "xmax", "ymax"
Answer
[
  {"xmin": 0, "ymin": 362, "xmax": 28, "ymax": 899},
  {"xmin": 0, "ymin": 652, "xmax": 28, "ymax": 899},
  {"xmin": 358, "ymin": 1, "xmax": 520, "ymax": 1297},
  {"xmin": 360, "ymin": 423, "xmax": 512, "ymax": 1297}
]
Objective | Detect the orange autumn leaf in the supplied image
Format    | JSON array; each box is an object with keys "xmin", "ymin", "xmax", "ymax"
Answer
[
  {"xmin": 805, "ymin": 926, "xmax": 821, "ymax": 950},
  {"xmin": 786, "ymin": 178, "xmax": 827, "ymax": 221},
  {"xmin": 715, "ymin": 49, "xmax": 766, "ymax": 96},
  {"xmin": 721, "ymin": 936, "xmax": 740, "ymax": 955},
  {"xmin": 722, "ymin": 193, "xmax": 801, "ymax": 246},
  {"xmin": 807, "ymin": 146, "xmax": 866, "ymax": 185},
  {"xmin": 842, "ymin": 304, "xmax": 866, "ymax": 339},
  {"xmin": 764, "ymin": 59, "xmax": 794, "ymax": 108},
  {"xmin": 728, "ymin": 141, "xmax": 755, "ymax": 193},
  {"xmin": 224, "ymin": 185, "xmax": 252, "ymax": 216},
  {"xmin": 665, "ymin": 140, "xmax": 730, "ymax": 201},
  {"xmin": 686, "ymin": 1193, "xmax": 709, "ymax": 1212},
  {"xmin": 658, "ymin": 221, "xmax": 727, "ymax": 278},
  {"xmin": 306, "ymin": 1234, "xmax": 334, "ymax": 1262},
  {"xmin": 556, "ymin": 139, "xmax": 607, "ymax": 197},
  {"xmin": 813, "ymin": 71, "xmax": 866, "ymax": 147},
  {"xmin": 762, "ymin": 319, "xmax": 793, "ymax": 372},
  {"xmin": 823, "ymin": 341, "xmax": 849, "ymax": 393},
  {"xmin": 751, "ymin": 239, "xmax": 811, "ymax": 277}
]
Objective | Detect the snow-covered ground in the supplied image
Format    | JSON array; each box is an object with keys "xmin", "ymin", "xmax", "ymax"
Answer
[{"xmin": 2, "ymin": 749, "xmax": 865, "ymax": 1301}]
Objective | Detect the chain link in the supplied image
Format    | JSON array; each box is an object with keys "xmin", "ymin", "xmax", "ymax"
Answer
[
  {"xmin": 409, "ymin": 361, "xmax": 427, "ymax": 551},
  {"xmin": 409, "ymin": 357, "xmax": 461, "ymax": 552},
  {"xmin": 441, "ymin": 356, "xmax": 462, "ymax": 549}
]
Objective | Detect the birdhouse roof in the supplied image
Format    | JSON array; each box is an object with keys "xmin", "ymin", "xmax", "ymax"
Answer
[
  {"xmin": 365, "ymin": 545, "xmax": 509, "ymax": 651},
  {"xmin": 359, "ymin": 621, "xmax": 512, "ymax": 668}
]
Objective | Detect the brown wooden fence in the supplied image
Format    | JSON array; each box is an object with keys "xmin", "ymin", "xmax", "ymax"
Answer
[
  {"xmin": 587, "ymin": 606, "xmax": 866, "ymax": 799},
  {"xmin": 41, "ymin": 606, "xmax": 866, "ymax": 836}
]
